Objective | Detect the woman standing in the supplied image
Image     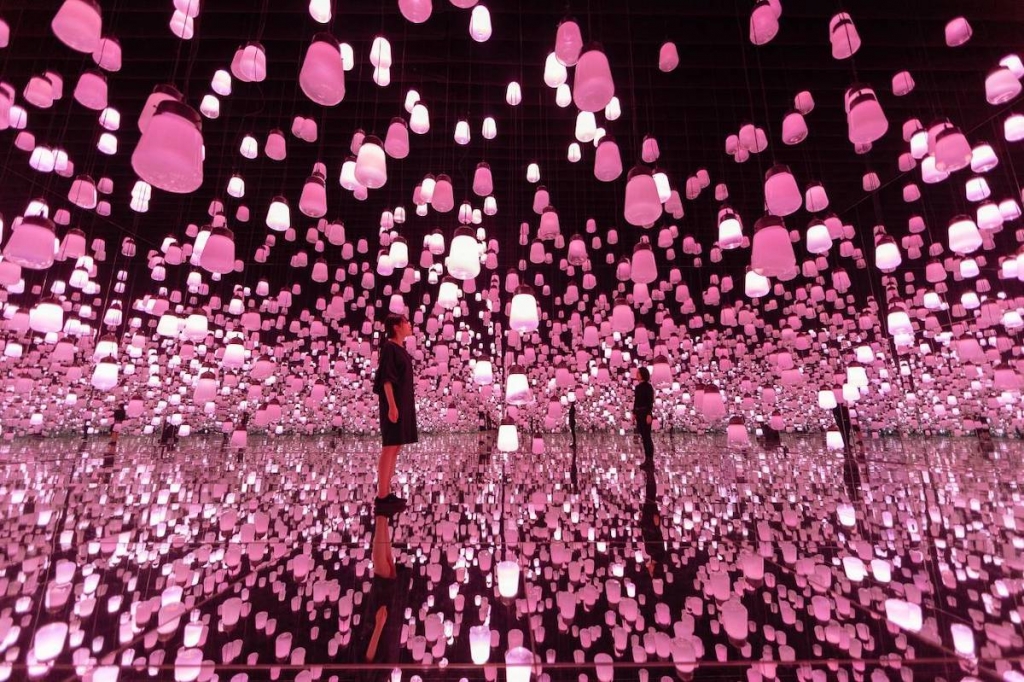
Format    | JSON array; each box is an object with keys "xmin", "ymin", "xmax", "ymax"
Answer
[
  {"xmin": 373, "ymin": 313, "xmax": 417, "ymax": 513},
  {"xmin": 633, "ymin": 367, "xmax": 655, "ymax": 463}
]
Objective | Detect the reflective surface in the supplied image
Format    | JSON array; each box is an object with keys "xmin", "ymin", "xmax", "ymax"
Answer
[{"xmin": 1, "ymin": 432, "xmax": 1022, "ymax": 681}]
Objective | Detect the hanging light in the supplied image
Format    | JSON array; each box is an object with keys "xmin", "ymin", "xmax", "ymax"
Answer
[
  {"xmin": 804, "ymin": 182, "xmax": 829, "ymax": 212},
  {"xmin": 354, "ymin": 135, "xmax": 387, "ymax": 189},
  {"xmin": 575, "ymin": 111, "xmax": 597, "ymax": 143},
  {"xmin": 200, "ymin": 226, "xmax": 236, "ymax": 275},
  {"xmin": 764, "ymin": 164, "xmax": 802, "ymax": 216},
  {"xmin": 887, "ymin": 304, "xmax": 913, "ymax": 337},
  {"xmin": 934, "ymin": 123, "xmax": 972, "ymax": 172},
  {"xmin": 29, "ymin": 298, "xmax": 63, "ymax": 333},
  {"xmin": 749, "ymin": 216, "xmax": 794, "ymax": 278},
  {"xmin": 509, "ymin": 285, "xmax": 539, "ymax": 333},
  {"xmin": 376, "ymin": 250, "xmax": 394, "ymax": 277},
  {"xmin": 845, "ymin": 86, "xmax": 888, "ymax": 145},
  {"xmin": 986, "ymin": 67, "xmax": 1021, "ymax": 105},
  {"xmin": 410, "ymin": 103, "xmax": 430, "ymax": 134},
  {"xmin": 555, "ymin": 84, "xmax": 572, "ymax": 108},
  {"xmin": 975, "ymin": 201, "xmax": 1002, "ymax": 230},
  {"xmin": 447, "ymin": 227, "xmax": 480, "ymax": 281},
  {"xmin": 544, "ymin": 52, "xmax": 567, "ymax": 88},
  {"xmin": 339, "ymin": 42, "xmax": 354, "ymax": 71},
  {"xmin": 567, "ymin": 142, "xmax": 582, "ymax": 163},
  {"xmin": 91, "ymin": 356, "xmax": 119, "ymax": 390},
  {"xmin": 592, "ymin": 137, "xmax": 622, "ymax": 182},
  {"xmin": 1004, "ymin": 113, "xmax": 1024, "ymax": 142},
  {"xmin": 727, "ymin": 416, "xmax": 750, "ymax": 448},
  {"xmin": 611, "ymin": 298, "xmax": 635, "ymax": 333},
  {"xmin": 573, "ymin": 45, "xmax": 615, "ymax": 112},
  {"xmin": 505, "ymin": 82, "xmax": 522, "ymax": 106},
  {"xmin": 505, "ymin": 366, "xmax": 532, "ymax": 405},
  {"xmin": 373, "ymin": 65, "xmax": 391, "ymax": 87},
  {"xmin": 339, "ymin": 157, "xmax": 359, "ymax": 190},
  {"xmin": 749, "ymin": 0, "xmax": 779, "ymax": 45},
  {"xmin": 829, "ymin": 12, "xmax": 861, "ymax": 60},
  {"xmin": 389, "ymin": 236, "xmax": 409, "ymax": 268},
  {"xmin": 659, "ymin": 42, "xmax": 679, "ymax": 72},
  {"xmin": 454, "ymin": 119, "xmax": 471, "ymax": 145},
  {"xmin": 469, "ymin": 5, "xmax": 492, "ymax": 42},
  {"xmin": 874, "ymin": 235, "xmax": 902, "ymax": 272},
  {"xmin": 369, "ymin": 36, "xmax": 392, "ymax": 69},
  {"xmin": 424, "ymin": 230, "xmax": 445, "ymax": 256},
  {"xmin": 3, "ymin": 216, "xmax": 56, "ymax": 270},
  {"xmin": 300, "ymin": 33, "xmax": 346, "ymax": 106},
  {"xmin": 495, "ymin": 558, "xmax": 520, "ymax": 596},
  {"xmin": 700, "ymin": 385, "xmax": 726, "ymax": 420},
  {"xmin": 130, "ymin": 100, "xmax": 204, "ymax": 193},
  {"xmin": 266, "ymin": 196, "xmax": 290, "ymax": 231},
  {"xmin": 471, "ymin": 162, "xmax": 493, "ymax": 197},
  {"xmin": 744, "ymin": 269, "xmax": 770, "ymax": 298},
  {"xmin": 965, "ymin": 176, "xmax": 990, "ymax": 202},
  {"xmin": 226, "ymin": 175, "xmax": 245, "ymax": 198},
  {"xmin": 631, "ymin": 237, "xmax": 657, "ymax": 283},
  {"xmin": 999, "ymin": 198, "xmax": 1021, "ymax": 221},
  {"xmin": 299, "ymin": 170, "xmax": 328, "ymax": 218},
  {"xmin": 436, "ymin": 276, "xmax": 460, "ymax": 310},
  {"xmin": 266, "ymin": 129, "xmax": 286, "ymax": 160},
  {"xmin": 947, "ymin": 215, "xmax": 982, "ymax": 254},
  {"xmin": 554, "ymin": 18, "xmax": 583, "ymax": 66},
  {"xmin": 826, "ymin": 427, "xmax": 845, "ymax": 450},
  {"xmin": 398, "ymin": 0, "xmax": 431, "ymax": 24},
  {"xmin": 801, "ymin": 218, "xmax": 831, "ymax": 254},
  {"xmin": 623, "ymin": 166, "xmax": 662, "ymax": 226},
  {"xmin": 945, "ymin": 17, "xmax": 972, "ymax": 46},
  {"xmin": 970, "ymin": 143, "xmax": 998, "ymax": 172},
  {"xmin": 432, "ymin": 174, "xmax": 455, "ymax": 212},
  {"xmin": 717, "ymin": 207, "xmax": 744, "ymax": 249},
  {"xmin": 51, "ymin": 0, "xmax": 102, "ymax": 53},
  {"xmin": 781, "ymin": 111, "xmax": 808, "ymax": 145},
  {"xmin": 183, "ymin": 312, "xmax": 208, "ymax": 341},
  {"xmin": 211, "ymin": 69, "xmax": 231, "ymax": 96},
  {"xmin": 481, "ymin": 116, "xmax": 497, "ymax": 139},
  {"xmin": 469, "ymin": 625, "xmax": 491, "ymax": 664}
]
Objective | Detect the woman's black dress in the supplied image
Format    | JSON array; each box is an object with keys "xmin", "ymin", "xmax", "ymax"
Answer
[{"xmin": 374, "ymin": 341, "xmax": 418, "ymax": 446}]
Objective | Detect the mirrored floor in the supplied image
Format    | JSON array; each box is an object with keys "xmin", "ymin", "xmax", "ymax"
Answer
[{"xmin": 1, "ymin": 432, "xmax": 1022, "ymax": 682}]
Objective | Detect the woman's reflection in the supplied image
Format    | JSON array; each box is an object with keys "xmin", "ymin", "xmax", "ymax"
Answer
[{"xmin": 359, "ymin": 513, "xmax": 406, "ymax": 674}]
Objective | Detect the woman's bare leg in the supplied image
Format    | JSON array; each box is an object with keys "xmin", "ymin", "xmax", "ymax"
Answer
[{"xmin": 377, "ymin": 444, "xmax": 402, "ymax": 498}]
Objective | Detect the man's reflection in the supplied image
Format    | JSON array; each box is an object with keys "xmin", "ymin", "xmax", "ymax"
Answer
[
  {"xmin": 478, "ymin": 426, "xmax": 493, "ymax": 465},
  {"xmin": 639, "ymin": 460, "xmax": 666, "ymax": 578},
  {"xmin": 357, "ymin": 514, "xmax": 407, "ymax": 676},
  {"xmin": 569, "ymin": 440, "xmax": 579, "ymax": 494},
  {"xmin": 101, "ymin": 440, "xmax": 116, "ymax": 485}
]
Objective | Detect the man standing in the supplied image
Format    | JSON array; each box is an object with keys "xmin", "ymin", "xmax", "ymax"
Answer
[{"xmin": 633, "ymin": 367, "xmax": 655, "ymax": 463}]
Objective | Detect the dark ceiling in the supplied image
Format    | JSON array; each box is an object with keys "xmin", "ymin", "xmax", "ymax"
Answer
[{"xmin": 1, "ymin": 0, "xmax": 1024, "ymax": 432}]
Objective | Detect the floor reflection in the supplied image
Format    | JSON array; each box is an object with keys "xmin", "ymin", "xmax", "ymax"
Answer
[{"xmin": 0, "ymin": 432, "xmax": 1021, "ymax": 681}]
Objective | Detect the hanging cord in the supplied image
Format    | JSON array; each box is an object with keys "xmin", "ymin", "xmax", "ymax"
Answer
[
  {"xmin": 623, "ymin": 2, "xmax": 640, "ymax": 154},
  {"xmin": 733, "ymin": 0, "xmax": 767, "ymax": 185}
]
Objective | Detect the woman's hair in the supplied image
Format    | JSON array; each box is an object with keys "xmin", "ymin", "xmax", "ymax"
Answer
[
  {"xmin": 383, "ymin": 313, "xmax": 408, "ymax": 339},
  {"xmin": 637, "ymin": 366, "xmax": 651, "ymax": 382}
]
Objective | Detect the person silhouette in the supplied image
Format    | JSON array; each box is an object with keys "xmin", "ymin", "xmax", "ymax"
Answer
[
  {"xmin": 633, "ymin": 367, "xmax": 655, "ymax": 463},
  {"xmin": 372, "ymin": 313, "xmax": 418, "ymax": 514},
  {"xmin": 568, "ymin": 400, "xmax": 577, "ymax": 448}
]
